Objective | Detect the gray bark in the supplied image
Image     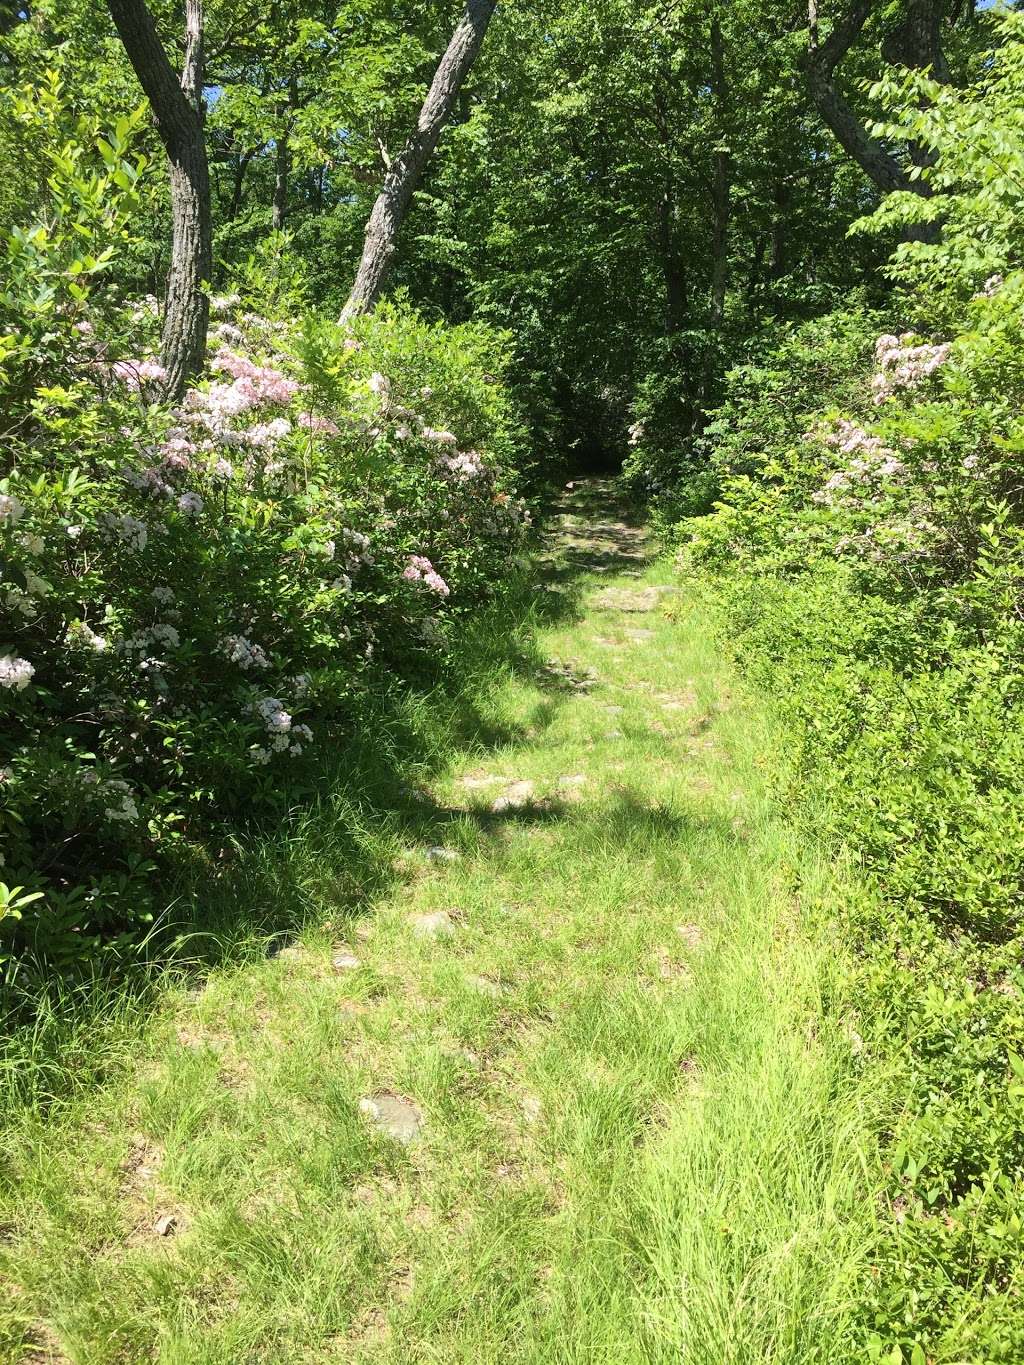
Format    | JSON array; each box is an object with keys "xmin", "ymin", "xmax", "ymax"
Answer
[
  {"xmin": 108, "ymin": 0, "xmax": 212, "ymax": 398},
  {"xmin": 802, "ymin": 0, "xmax": 919, "ymax": 195},
  {"xmin": 340, "ymin": 0, "xmax": 498, "ymax": 322}
]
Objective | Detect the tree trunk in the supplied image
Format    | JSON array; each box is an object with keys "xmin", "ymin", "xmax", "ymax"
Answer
[
  {"xmin": 228, "ymin": 144, "xmax": 260, "ymax": 221},
  {"xmin": 708, "ymin": 14, "xmax": 730, "ymax": 330},
  {"xmin": 656, "ymin": 185, "xmax": 687, "ymax": 335},
  {"xmin": 340, "ymin": 0, "xmax": 498, "ymax": 322},
  {"xmin": 802, "ymin": 0, "xmax": 919, "ymax": 195},
  {"xmin": 272, "ymin": 77, "xmax": 297, "ymax": 231},
  {"xmin": 107, "ymin": 0, "xmax": 212, "ymax": 398}
]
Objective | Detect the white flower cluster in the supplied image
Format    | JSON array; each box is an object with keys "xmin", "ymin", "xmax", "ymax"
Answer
[
  {"xmin": 339, "ymin": 528, "xmax": 372, "ymax": 570},
  {"xmin": 69, "ymin": 621, "xmax": 108, "ymax": 653},
  {"xmin": 437, "ymin": 450, "xmax": 486, "ymax": 480},
  {"xmin": 249, "ymin": 696, "xmax": 313, "ymax": 764},
  {"xmin": 220, "ymin": 634, "xmax": 271, "ymax": 670},
  {"xmin": 102, "ymin": 778, "xmax": 140, "ymax": 823},
  {"xmin": 627, "ymin": 421, "xmax": 646, "ymax": 447},
  {"xmin": 122, "ymin": 623, "xmax": 181, "ymax": 655},
  {"xmin": 0, "ymin": 654, "xmax": 34, "ymax": 691},
  {"xmin": 871, "ymin": 333, "xmax": 951, "ymax": 405},
  {"xmin": 810, "ymin": 420, "xmax": 906, "ymax": 507},
  {"xmin": 100, "ymin": 512, "xmax": 149, "ymax": 553},
  {"xmin": 0, "ymin": 493, "xmax": 25, "ymax": 524}
]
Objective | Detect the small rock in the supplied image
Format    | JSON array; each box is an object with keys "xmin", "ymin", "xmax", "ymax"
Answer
[
  {"xmin": 605, "ymin": 729, "xmax": 624, "ymax": 740},
  {"xmin": 359, "ymin": 1093, "xmax": 423, "ymax": 1144},
  {"xmin": 604, "ymin": 704, "xmax": 624, "ymax": 715},
  {"xmin": 558, "ymin": 774, "xmax": 587, "ymax": 788},
  {"xmin": 410, "ymin": 910, "xmax": 455, "ymax": 938},
  {"xmin": 426, "ymin": 846, "xmax": 460, "ymax": 864},
  {"xmin": 154, "ymin": 1212, "xmax": 178, "ymax": 1238},
  {"xmin": 273, "ymin": 944, "xmax": 306, "ymax": 963},
  {"xmin": 521, "ymin": 1095, "xmax": 542, "ymax": 1123},
  {"xmin": 332, "ymin": 951, "xmax": 361, "ymax": 971}
]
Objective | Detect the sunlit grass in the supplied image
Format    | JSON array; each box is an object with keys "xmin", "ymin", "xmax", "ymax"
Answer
[{"xmin": 0, "ymin": 485, "xmax": 880, "ymax": 1363}]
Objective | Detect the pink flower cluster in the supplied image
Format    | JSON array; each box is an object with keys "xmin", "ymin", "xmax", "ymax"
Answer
[
  {"xmin": 111, "ymin": 358, "xmax": 167, "ymax": 392},
  {"xmin": 871, "ymin": 333, "xmax": 951, "ymax": 404},
  {"xmin": 403, "ymin": 555, "xmax": 450, "ymax": 597},
  {"xmin": 298, "ymin": 412, "xmax": 340, "ymax": 436}
]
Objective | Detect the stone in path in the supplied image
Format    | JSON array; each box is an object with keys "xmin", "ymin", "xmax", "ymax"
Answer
[
  {"xmin": 465, "ymin": 973, "xmax": 501, "ymax": 997},
  {"xmin": 594, "ymin": 586, "xmax": 663, "ymax": 613},
  {"xmin": 332, "ymin": 951, "xmax": 361, "ymax": 972},
  {"xmin": 273, "ymin": 944, "xmax": 306, "ymax": 963},
  {"xmin": 491, "ymin": 780, "xmax": 536, "ymax": 813},
  {"xmin": 626, "ymin": 628, "xmax": 655, "ymax": 642},
  {"xmin": 359, "ymin": 1093, "xmax": 423, "ymax": 1144},
  {"xmin": 410, "ymin": 910, "xmax": 456, "ymax": 939}
]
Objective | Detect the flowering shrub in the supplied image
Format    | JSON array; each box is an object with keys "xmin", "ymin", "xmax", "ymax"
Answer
[
  {"xmin": 0, "ymin": 266, "xmax": 530, "ymax": 972},
  {"xmin": 668, "ymin": 280, "xmax": 1024, "ymax": 1358}
]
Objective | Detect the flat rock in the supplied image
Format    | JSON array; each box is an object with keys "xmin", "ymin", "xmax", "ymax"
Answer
[
  {"xmin": 332, "ymin": 951, "xmax": 361, "ymax": 971},
  {"xmin": 465, "ymin": 973, "xmax": 501, "ymax": 997},
  {"xmin": 594, "ymin": 587, "xmax": 663, "ymax": 613},
  {"xmin": 491, "ymin": 780, "xmax": 536, "ymax": 813},
  {"xmin": 273, "ymin": 944, "xmax": 307, "ymax": 963},
  {"xmin": 410, "ymin": 910, "xmax": 455, "ymax": 938},
  {"xmin": 359, "ymin": 1093, "xmax": 423, "ymax": 1144}
]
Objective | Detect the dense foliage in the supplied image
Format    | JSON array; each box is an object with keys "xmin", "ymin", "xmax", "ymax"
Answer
[{"xmin": 668, "ymin": 16, "xmax": 1024, "ymax": 1357}]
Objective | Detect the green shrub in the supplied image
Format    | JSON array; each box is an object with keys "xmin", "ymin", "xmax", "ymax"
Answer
[{"xmin": 0, "ymin": 86, "xmax": 531, "ymax": 979}]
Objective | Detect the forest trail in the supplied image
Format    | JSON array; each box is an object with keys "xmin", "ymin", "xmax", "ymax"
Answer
[{"xmin": 3, "ymin": 481, "xmax": 865, "ymax": 1363}]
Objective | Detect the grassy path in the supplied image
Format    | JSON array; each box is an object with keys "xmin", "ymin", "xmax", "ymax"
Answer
[{"xmin": 1, "ymin": 481, "xmax": 871, "ymax": 1363}]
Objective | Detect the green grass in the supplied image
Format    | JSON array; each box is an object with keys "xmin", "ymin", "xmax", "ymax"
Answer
[{"xmin": 0, "ymin": 481, "xmax": 880, "ymax": 1363}]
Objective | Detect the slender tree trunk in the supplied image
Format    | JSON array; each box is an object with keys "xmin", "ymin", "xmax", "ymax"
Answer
[
  {"xmin": 228, "ymin": 144, "xmax": 260, "ymax": 221},
  {"xmin": 340, "ymin": 0, "xmax": 498, "ymax": 322},
  {"xmin": 709, "ymin": 16, "xmax": 731, "ymax": 330},
  {"xmin": 657, "ymin": 189, "xmax": 688, "ymax": 337},
  {"xmin": 107, "ymin": 0, "xmax": 212, "ymax": 398},
  {"xmin": 272, "ymin": 77, "xmax": 297, "ymax": 231}
]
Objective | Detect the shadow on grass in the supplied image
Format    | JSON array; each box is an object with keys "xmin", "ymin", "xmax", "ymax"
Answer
[{"xmin": 0, "ymin": 476, "xmax": 654, "ymax": 1113}]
